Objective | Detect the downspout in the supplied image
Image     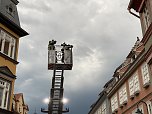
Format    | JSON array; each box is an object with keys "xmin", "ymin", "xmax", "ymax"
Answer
[{"xmin": 128, "ymin": 8, "xmax": 140, "ymax": 18}]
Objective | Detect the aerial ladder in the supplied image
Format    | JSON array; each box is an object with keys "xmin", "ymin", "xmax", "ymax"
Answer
[{"xmin": 41, "ymin": 40, "xmax": 73, "ymax": 114}]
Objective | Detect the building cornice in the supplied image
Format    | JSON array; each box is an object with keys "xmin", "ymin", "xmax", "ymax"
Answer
[
  {"xmin": 0, "ymin": 12, "xmax": 29, "ymax": 37},
  {"xmin": 0, "ymin": 52, "xmax": 19, "ymax": 65}
]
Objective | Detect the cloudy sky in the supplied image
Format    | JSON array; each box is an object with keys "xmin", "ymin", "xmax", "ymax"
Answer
[{"xmin": 15, "ymin": 0, "xmax": 142, "ymax": 114}]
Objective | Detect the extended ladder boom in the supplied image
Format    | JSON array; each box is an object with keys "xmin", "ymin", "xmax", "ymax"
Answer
[
  {"xmin": 41, "ymin": 40, "xmax": 73, "ymax": 114},
  {"xmin": 41, "ymin": 70, "xmax": 69, "ymax": 114}
]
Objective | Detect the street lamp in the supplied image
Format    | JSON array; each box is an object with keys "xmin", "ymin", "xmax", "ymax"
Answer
[{"xmin": 135, "ymin": 100, "xmax": 148, "ymax": 114}]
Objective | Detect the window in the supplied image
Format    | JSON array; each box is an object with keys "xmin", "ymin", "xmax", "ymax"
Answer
[
  {"xmin": 119, "ymin": 84, "xmax": 128, "ymax": 105},
  {"xmin": 147, "ymin": 101, "xmax": 152, "ymax": 114},
  {"xmin": 3, "ymin": 39, "xmax": 10, "ymax": 55},
  {"xmin": 143, "ymin": 3, "xmax": 151, "ymax": 31},
  {"xmin": 98, "ymin": 107, "xmax": 101, "ymax": 114},
  {"xmin": 111, "ymin": 94, "xmax": 118, "ymax": 112},
  {"xmin": 128, "ymin": 76, "xmax": 134, "ymax": 97},
  {"xmin": 141, "ymin": 63, "xmax": 150, "ymax": 86},
  {"xmin": 0, "ymin": 87, "xmax": 3, "ymax": 106},
  {"xmin": 134, "ymin": 74, "xmax": 140, "ymax": 92},
  {"xmin": 101, "ymin": 101, "xmax": 106, "ymax": 114},
  {"xmin": 0, "ymin": 79, "xmax": 10, "ymax": 109},
  {"xmin": 98, "ymin": 108, "xmax": 101, "ymax": 114},
  {"xmin": 0, "ymin": 29, "xmax": 16, "ymax": 59},
  {"xmin": 6, "ymin": 4, "xmax": 15, "ymax": 17},
  {"xmin": 12, "ymin": 101, "xmax": 15, "ymax": 111},
  {"xmin": 128, "ymin": 73, "xmax": 140, "ymax": 97}
]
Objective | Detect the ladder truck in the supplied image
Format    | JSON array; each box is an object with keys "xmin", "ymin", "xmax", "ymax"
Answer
[{"xmin": 41, "ymin": 40, "xmax": 73, "ymax": 114}]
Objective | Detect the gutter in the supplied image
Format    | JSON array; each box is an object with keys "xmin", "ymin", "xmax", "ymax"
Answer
[{"xmin": 128, "ymin": 8, "xmax": 140, "ymax": 18}]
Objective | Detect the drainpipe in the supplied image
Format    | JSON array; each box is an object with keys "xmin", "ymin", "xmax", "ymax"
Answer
[{"xmin": 128, "ymin": 8, "xmax": 140, "ymax": 18}]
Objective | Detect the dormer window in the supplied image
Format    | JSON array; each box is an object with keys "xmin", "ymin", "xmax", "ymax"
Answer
[
  {"xmin": 0, "ymin": 29, "xmax": 16, "ymax": 59},
  {"xmin": 9, "ymin": 7, "xmax": 13, "ymax": 13},
  {"xmin": 6, "ymin": 4, "xmax": 15, "ymax": 17},
  {"xmin": 131, "ymin": 54, "xmax": 137, "ymax": 63}
]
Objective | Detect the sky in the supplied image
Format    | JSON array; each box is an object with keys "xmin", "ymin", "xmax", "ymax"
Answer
[{"xmin": 15, "ymin": 0, "xmax": 142, "ymax": 114}]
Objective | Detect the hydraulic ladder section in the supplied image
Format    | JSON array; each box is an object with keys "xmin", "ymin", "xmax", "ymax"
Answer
[
  {"xmin": 50, "ymin": 69, "xmax": 64, "ymax": 114},
  {"xmin": 41, "ymin": 69, "xmax": 69, "ymax": 114}
]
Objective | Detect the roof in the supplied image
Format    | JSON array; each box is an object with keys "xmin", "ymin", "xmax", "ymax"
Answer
[
  {"xmin": 23, "ymin": 104, "xmax": 29, "ymax": 111},
  {"xmin": 103, "ymin": 78, "xmax": 114, "ymax": 88},
  {"xmin": 11, "ymin": 0, "xmax": 19, "ymax": 5},
  {"xmin": 0, "ymin": 12, "xmax": 29, "ymax": 37},
  {"xmin": 14, "ymin": 93, "xmax": 23, "ymax": 101},
  {"xmin": 127, "ymin": 37, "xmax": 144, "ymax": 58}
]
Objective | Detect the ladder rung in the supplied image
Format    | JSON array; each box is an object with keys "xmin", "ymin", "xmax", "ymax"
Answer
[
  {"xmin": 51, "ymin": 88, "xmax": 63, "ymax": 90},
  {"xmin": 55, "ymin": 75, "xmax": 62, "ymax": 76},
  {"xmin": 55, "ymin": 77, "xmax": 61, "ymax": 79},
  {"xmin": 54, "ymin": 85, "xmax": 61, "ymax": 87},
  {"xmin": 52, "ymin": 98, "xmax": 61, "ymax": 100},
  {"xmin": 54, "ymin": 83, "xmax": 61, "ymax": 85},
  {"xmin": 56, "ymin": 70, "xmax": 62, "ymax": 72}
]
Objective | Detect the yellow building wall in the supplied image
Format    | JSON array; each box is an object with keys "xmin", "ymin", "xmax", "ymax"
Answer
[
  {"xmin": 0, "ymin": 57, "xmax": 17, "ymax": 74},
  {"xmin": 0, "ymin": 23, "xmax": 20, "ymax": 111}
]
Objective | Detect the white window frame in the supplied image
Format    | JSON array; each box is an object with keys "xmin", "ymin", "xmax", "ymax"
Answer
[
  {"xmin": 141, "ymin": 63, "xmax": 150, "ymax": 85},
  {"xmin": 0, "ymin": 79, "xmax": 10, "ymax": 109},
  {"xmin": 119, "ymin": 88, "xmax": 123, "ymax": 105},
  {"xmin": 128, "ymin": 72, "xmax": 140, "ymax": 97},
  {"xmin": 98, "ymin": 107, "xmax": 101, "ymax": 114},
  {"xmin": 128, "ymin": 76, "xmax": 134, "ymax": 96},
  {"xmin": 119, "ymin": 84, "xmax": 128, "ymax": 105},
  {"xmin": 146, "ymin": 101, "xmax": 152, "ymax": 114},
  {"xmin": 101, "ymin": 101, "xmax": 106, "ymax": 114},
  {"xmin": 111, "ymin": 94, "xmax": 118, "ymax": 113},
  {"xmin": 133, "ymin": 73, "xmax": 140, "ymax": 92},
  {"xmin": 0, "ymin": 29, "xmax": 16, "ymax": 59},
  {"xmin": 143, "ymin": 3, "xmax": 151, "ymax": 31}
]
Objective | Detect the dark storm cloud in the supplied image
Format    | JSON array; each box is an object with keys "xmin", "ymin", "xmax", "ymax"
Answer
[{"xmin": 15, "ymin": 0, "xmax": 142, "ymax": 114}]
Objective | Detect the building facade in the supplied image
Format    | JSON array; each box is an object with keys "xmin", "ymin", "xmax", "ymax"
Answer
[
  {"xmin": 108, "ymin": 37, "xmax": 152, "ymax": 114},
  {"xmin": 12, "ymin": 93, "xmax": 29, "ymax": 114},
  {"xmin": 88, "ymin": 0, "xmax": 152, "ymax": 114},
  {"xmin": 88, "ymin": 78, "xmax": 117, "ymax": 114},
  {"xmin": 0, "ymin": 0, "xmax": 28, "ymax": 113}
]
